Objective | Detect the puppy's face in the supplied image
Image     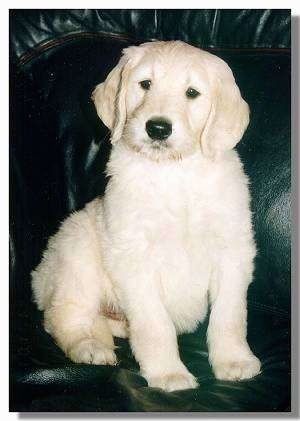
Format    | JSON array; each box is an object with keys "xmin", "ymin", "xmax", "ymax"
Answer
[
  {"xmin": 122, "ymin": 46, "xmax": 212, "ymax": 160},
  {"xmin": 93, "ymin": 41, "xmax": 249, "ymax": 161}
]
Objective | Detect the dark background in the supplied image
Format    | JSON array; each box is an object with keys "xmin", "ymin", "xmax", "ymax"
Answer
[{"xmin": 10, "ymin": 9, "xmax": 291, "ymax": 412}]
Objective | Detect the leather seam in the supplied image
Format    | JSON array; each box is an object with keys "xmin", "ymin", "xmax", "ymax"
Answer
[
  {"xmin": 248, "ymin": 299, "xmax": 290, "ymax": 319},
  {"xmin": 15, "ymin": 31, "xmax": 291, "ymax": 68},
  {"xmin": 17, "ymin": 31, "xmax": 138, "ymax": 67}
]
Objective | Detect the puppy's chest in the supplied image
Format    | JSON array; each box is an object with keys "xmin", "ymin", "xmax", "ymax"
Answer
[
  {"xmin": 142, "ymin": 171, "xmax": 212, "ymax": 240},
  {"xmin": 108, "ymin": 163, "xmax": 215, "ymax": 247},
  {"xmin": 106, "ymin": 167, "xmax": 214, "ymax": 330},
  {"xmin": 137, "ymin": 174, "xmax": 212, "ymax": 273}
]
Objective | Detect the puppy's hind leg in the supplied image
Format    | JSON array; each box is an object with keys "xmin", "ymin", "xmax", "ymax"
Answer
[
  {"xmin": 44, "ymin": 303, "xmax": 117, "ymax": 365},
  {"xmin": 32, "ymin": 203, "xmax": 117, "ymax": 366}
]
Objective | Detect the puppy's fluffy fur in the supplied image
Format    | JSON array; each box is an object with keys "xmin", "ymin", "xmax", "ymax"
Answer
[{"xmin": 32, "ymin": 41, "xmax": 261, "ymax": 392}]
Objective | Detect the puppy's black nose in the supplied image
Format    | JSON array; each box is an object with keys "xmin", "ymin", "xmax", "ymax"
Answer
[{"xmin": 146, "ymin": 118, "xmax": 172, "ymax": 141}]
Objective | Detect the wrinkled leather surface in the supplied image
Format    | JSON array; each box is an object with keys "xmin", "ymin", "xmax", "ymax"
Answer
[
  {"xmin": 10, "ymin": 9, "xmax": 291, "ymax": 62},
  {"xmin": 11, "ymin": 300, "xmax": 290, "ymax": 411},
  {"xmin": 10, "ymin": 12, "xmax": 291, "ymax": 412}
]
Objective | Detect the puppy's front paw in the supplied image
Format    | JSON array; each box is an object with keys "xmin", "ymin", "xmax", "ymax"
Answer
[
  {"xmin": 212, "ymin": 354, "xmax": 261, "ymax": 381},
  {"xmin": 147, "ymin": 372, "xmax": 198, "ymax": 392},
  {"xmin": 68, "ymin": 339, "xmax": 117, "ymax": 366}
]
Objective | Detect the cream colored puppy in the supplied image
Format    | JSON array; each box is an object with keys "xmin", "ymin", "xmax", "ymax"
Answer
[{"xmin": 31, "ymin": 41, "xmax": 261, "ymax": 392}]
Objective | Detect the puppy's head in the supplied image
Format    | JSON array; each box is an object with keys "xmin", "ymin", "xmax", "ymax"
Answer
[{"xmin": 92, "ymin": 41, "xmax": 249, "ymax": 161}]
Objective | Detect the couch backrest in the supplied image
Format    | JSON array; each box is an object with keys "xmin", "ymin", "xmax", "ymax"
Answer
[
  {"xmin": 10, "ymin": 9, "xmax": 291, "ymax": 63},
  {"xmin": 10, "ymin": 10, "xmax": 291, "ymax": 316}
]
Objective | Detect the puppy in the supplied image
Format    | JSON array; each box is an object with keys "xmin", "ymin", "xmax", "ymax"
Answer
[{"xmin": 31, "ymin": 41, "xmax": 261, "ymax": 392}]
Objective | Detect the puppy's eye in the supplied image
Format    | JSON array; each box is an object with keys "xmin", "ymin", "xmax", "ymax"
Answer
[
  {"xmin": 139, "ymin": 80, "xmax": 151, "ymax": 90},
  {"xmin": 186, "ymin": 87, "xmax": 200, "ymax": 99}
]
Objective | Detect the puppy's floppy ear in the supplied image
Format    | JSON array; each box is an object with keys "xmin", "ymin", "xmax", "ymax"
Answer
[
  {"xmin": 91, "ymin": 59, "xmax": 125, "ymax": 131},
  {"xmin": 92, "ymin": 46, "xmax": 140, "ymax": 144},
  {"xmin": 200, "ymin": 55, "xmax": 250, "ymax": 159}
]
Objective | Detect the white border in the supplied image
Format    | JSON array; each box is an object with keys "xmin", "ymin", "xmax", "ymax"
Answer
[
  {"xmin": 3, "ymin": 2, "xmax": 298, "ymax": 420},
  {"xmin": 2, "ymin": 1, "xmax": 299, "ymax": 10}
]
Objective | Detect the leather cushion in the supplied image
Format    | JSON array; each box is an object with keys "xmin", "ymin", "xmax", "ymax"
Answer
[{"xmin": 10, "ymin": 300, "xmax": 290, "ymax": 411}]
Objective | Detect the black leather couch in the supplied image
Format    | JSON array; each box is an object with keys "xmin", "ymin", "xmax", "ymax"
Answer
[{"xmin": 10, "ymin": 9, "xmax": 291, "ymax": 412}]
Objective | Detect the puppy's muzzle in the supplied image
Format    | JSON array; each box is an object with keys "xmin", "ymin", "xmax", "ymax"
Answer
[{"xmin": 146, "ymin": 118, "xmax": 172, "ymax": 141}]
